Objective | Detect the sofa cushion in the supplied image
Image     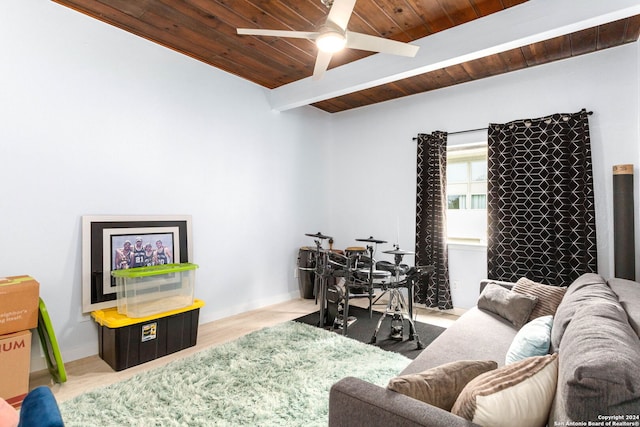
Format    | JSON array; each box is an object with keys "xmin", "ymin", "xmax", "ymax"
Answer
[
  {"xmin": 550, "ymin": 273, "xmax": 615, "ymax": 352},
  {"xmin": 513, "ymin": 277, "xmax": 566, "ymax": 321},
  {"xmin": 607, "ymin": 277, "xmax": 640, "ymax": 338},
  {"xmin": 451, "ymin": 353, "xmax": 558, "ymax": 427},
  {"xmin": 387, "ymin": 360, "xmax": 498, "ymax": 411},
  {"xmin": 505, "ymin": 315, "xmax": 552, "ymax": 365},
  {"xmin": 401, "ymin": 307, "xmax": 519, "ymax": 375},
  {"xmin": 477, "ymin": 283, "xmax": 538, "ymax": 329},
  {"xmin": 552, "ymin": 303, "xmax": 640, "ymax": 422}
]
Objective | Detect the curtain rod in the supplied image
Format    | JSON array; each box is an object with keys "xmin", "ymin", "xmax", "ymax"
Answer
[
  {"xmin": 411, "ymin": 127, "xmax": 485, "ymax": 140},
  {"xmin": 412, "ymin": 110, "xmax": 594, "ymax": 141},
  {"xmin": 449, "ymin": 127, "xmax": 488, "ymax": 136}
]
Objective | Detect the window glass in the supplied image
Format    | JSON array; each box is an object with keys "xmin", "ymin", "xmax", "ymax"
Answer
[
  {"xmin": 471, "ymin": 194, "xmax": 487, "ymax": 209},
  {"xmin": 446, "ymin": 142, "xmax": 488, "ymax": 244},
  {"xmin": 447, "ymin": 162, "xmax": 468, "ymax": 183},
  {"xmin": 448, "ymin": 195, "xmax": 466, "ymax": 209},
  {"xmin": 471, "ymin": 160, "xmax": 487, "ymax": 181}
]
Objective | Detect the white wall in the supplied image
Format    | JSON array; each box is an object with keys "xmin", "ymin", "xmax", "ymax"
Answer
[
  {"xmin": 329, "ymin": 43, "xmax": 640, "ymax": 308},
  {"xmin": 1, "ymin": 1, "xmax": 639, "ymax": 369},
  {"xmin": 0, "ymin": 2, "xmax": 332, "ymax": 368}
]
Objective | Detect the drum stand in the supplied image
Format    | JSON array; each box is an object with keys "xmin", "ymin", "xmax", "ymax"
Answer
[
  {"xmin": 305, "ymin": 232, "xmax": 333, "ymax": 328},
  {"xmin": 341, "ymin": 237, "xmax": 388, "ymax": 336},
  {"xmin": 346, "ymin": 243, "xmax": 376, "ymax": 316},
  {"xmin": 338, "ymin": 247, "xmax": 369, "ymax": 335},
  {"xmin": 331, "ymin": 255, "xmax": 357, "ymax": 332},
  {"xmin": 370, "ymin": 247, "xmax": 423, "ymax": 349}
]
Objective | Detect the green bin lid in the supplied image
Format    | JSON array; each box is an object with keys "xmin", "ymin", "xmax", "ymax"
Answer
[{"xmin": 111, "ymin": 263, "xmax": 198, "ymax": 278}]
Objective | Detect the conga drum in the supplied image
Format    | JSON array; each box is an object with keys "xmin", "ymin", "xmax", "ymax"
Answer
[{"xmin": 297, "ymin": 247, "xmax": 317, "ymax": 299}]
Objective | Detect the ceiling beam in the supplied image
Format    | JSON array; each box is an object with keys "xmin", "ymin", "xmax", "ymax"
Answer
[{"xmin": 267, "ymin": 0, "xmax": 640, "ymax": 112}]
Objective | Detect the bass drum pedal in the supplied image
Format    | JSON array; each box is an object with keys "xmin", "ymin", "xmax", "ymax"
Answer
[
  {"xmin": 326, "ymin": 284, "xmax": 357, "ymax": 330},
  {"xmin": 390, "ymin": 313, "xmax": 404, "ymax": 341}
]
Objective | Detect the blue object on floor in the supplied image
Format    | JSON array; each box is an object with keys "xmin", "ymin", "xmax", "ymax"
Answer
[{"xmin": 18, "ymin": 386, "xmax": 64, "ymax": 427}]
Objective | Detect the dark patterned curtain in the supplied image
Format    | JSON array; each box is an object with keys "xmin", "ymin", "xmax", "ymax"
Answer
[
  {"xmin": 415, "ymin": 132, "xmax": 452, "ymax": 310},
  {"xmin": 487, "ymin": 109, "xmax": 597, "ymax": 285}
]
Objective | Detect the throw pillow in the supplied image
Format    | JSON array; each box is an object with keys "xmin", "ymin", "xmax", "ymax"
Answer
[
  {"xmin": 513, "ymin": 277, "xmax": 566, "ymax": 321},
  {"xmin": 387, "ymin": 360, "xmax": 498, "ymax": 411},
  {"xmin": 451, "ymin": 353, "xmax": 558, "ymax": 427},
  {"xmin": 555, "ymin": 303, "xmax": 640, "ymax": 422},
  {"xmin": 477, "ymin": 283, "xmax": 538, "ymax": 329},
  {"xmin": 550, "ymin": 274, "xmax": 618, "ymax": 352},
  {"xmin": 505, "ymin": 315, "xmax": 553, "ymax": 365}
]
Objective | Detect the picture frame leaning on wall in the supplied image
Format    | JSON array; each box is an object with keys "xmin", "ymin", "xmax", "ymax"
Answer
[{"xmin": 81, "ymin": 215, "xmax": 193, "ymax": 313}]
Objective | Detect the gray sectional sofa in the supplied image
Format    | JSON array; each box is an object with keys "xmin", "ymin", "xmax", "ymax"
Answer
[{"xmin": 328, "ymin": 273, "xmax": 640, "ymax": 426}]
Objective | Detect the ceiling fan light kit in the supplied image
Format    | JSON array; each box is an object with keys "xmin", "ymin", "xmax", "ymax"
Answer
[
  {"xmin": 236, "ymin": 0, "xmax": 418, "ymax": 80},
  {"xmin": 316, "ymin": 30, "xmax": 347, "ymax": 53}
]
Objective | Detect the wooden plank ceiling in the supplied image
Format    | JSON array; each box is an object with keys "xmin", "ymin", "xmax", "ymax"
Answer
[{"xmin": 52, "ymin": 0, "xmax": 640, "ymax": 113}]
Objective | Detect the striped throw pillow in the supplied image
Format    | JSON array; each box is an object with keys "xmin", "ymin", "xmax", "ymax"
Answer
[
  {"xmin": 513, "ymin": 277, "xmax": 566, "ymax": 321},
  {"xmin": 451, "ymin": 353, "xmax": 558, "ymax": 427}
]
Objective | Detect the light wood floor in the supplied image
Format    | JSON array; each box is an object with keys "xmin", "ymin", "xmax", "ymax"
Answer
[{"xmin": 30, "ymin": 297, "xmax": 460, "ymax": 403}]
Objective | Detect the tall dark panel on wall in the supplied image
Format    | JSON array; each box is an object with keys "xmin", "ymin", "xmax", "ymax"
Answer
[{"xmin": 613, "ymin": 164, "xmax": 635, "ymax": 280}]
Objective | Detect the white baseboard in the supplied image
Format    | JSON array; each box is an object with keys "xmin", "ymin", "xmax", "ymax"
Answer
[{"xmin": 198, "ymin": 290, "xmax": 300, "ymax": 325}]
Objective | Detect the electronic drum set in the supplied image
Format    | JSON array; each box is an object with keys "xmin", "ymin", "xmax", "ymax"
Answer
[{"xmin": 303, "ymin": 232, "xmax": 434, "ymax": 349}]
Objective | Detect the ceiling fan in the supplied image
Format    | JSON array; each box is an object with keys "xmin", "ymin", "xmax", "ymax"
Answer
[{"xmin": 237, "ymin": 0, "xmax": 420, "ymax": 81}]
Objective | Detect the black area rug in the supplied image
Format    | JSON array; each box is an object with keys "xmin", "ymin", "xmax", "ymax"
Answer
[{"xmin": 293, "ymin": 306, "xmax": 446, "ymax": 360}]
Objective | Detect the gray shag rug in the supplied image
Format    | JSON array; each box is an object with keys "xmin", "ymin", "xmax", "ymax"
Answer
[{"xmin": 60, "ymin": 321, "xmax": 410, "ymax": 426}]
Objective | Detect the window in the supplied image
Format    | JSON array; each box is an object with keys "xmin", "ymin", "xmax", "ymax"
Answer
[
  {"xmin": 448, "ymin": 195, "xmax": 466, "ymax": 209},
  {"xmin": 446, "ymin": 142, "xmax": 487, "ymax": 244}
]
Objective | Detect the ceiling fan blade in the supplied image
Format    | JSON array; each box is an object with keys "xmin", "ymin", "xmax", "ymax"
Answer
[
  {"xmin": 312, "ymin": 50, "xmax": 333, "ymax": 80},
  {"xmin": 326, "ymin": 0, "xmax": 357, "ymax": 32},
  {"xmin": 237, "ymin": 28, "xmax": 319, "ymax": 40},
  {"xmin": 346, "ymin": 31, "xmax": 419, "ymax": 57}
]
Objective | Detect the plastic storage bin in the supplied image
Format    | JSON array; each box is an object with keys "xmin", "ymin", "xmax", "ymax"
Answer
[
  {"xmin": 112, "ymin": 263, "xmax": 198, "ymax": 318},
  {"xmin": 91, "ymin": 299, "xmax": 204, "ymax": 371}
]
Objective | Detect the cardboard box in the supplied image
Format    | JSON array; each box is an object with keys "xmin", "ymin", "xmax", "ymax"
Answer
[
  {"xmin": 0, "ymin": 330, "xmax": 32, "ymax": 408},
  {"xmin": 0, "ymin": 276, "xmax": 39, "ymax": 336}
]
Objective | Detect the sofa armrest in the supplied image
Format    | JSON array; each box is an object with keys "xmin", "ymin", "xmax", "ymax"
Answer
[{"xmin": 329, "ymin": 377, "xmax": 478, "ymax": 427}]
